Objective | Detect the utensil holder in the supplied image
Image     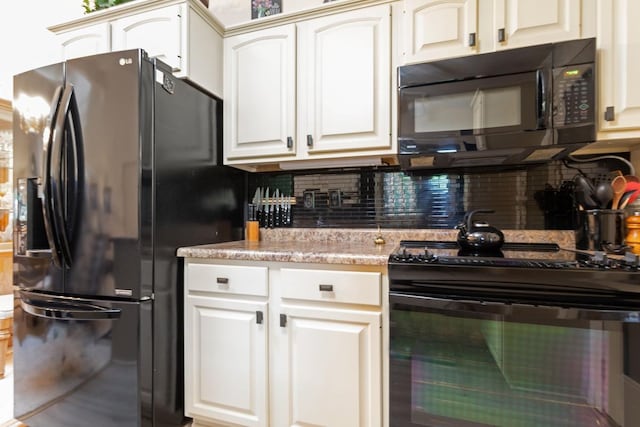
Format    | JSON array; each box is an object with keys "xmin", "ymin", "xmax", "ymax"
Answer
[{"xmin": 576, "ymin": 209, "xmax": 626, "ymax": 252}]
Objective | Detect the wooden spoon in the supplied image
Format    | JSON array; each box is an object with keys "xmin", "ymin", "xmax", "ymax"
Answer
[{"xmin": 611, "ymin": 175, "xmax": 627, "ymax": 209}]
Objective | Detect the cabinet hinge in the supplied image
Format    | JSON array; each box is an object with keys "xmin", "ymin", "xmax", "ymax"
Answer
[
  {"xmin": 280, "ymin": 313, "xmax": 287, "ymax": 327},
  {"xmin": 256, "ymin": 310, "xmax": 264, "ymax": 324}
]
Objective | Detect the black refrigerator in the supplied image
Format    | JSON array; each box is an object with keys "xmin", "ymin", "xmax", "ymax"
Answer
[{"xmin": 12, "ymin": 49, "xmax": 245, "ymax": 427}]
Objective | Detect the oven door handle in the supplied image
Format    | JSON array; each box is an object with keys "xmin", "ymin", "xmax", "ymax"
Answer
[{"xmin": 389, "ymin": 293, "xmax": 640, "ymax": 322}]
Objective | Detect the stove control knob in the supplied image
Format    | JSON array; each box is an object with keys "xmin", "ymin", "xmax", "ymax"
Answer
[
  {"xmin": 591, "ymin": 251, "xmax": 610, "ymax": 268},
  {"xmin": 622, "ymin": 252, "xmax": 640, "ymax": 269}
]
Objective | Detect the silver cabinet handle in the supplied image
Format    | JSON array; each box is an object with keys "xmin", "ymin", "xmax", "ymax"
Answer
[{"xmin": 319, "ymin": 284, "xmax": 333, "ymax": 292}]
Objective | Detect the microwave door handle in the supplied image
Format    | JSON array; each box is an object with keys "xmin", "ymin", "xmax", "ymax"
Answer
[{"xmin": 536, "ymin": 69, "xmax": 546, "ymax": 129}]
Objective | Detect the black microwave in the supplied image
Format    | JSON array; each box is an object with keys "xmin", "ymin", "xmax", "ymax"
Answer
[{"xmin": 397, "ymin": 38, "xmax": 596, "ymax": 170}]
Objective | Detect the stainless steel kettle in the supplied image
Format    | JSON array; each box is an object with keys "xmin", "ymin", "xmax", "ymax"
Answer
[{"xmin": 456, "ymin": 209, "xmax": 505, "ymax": 251}]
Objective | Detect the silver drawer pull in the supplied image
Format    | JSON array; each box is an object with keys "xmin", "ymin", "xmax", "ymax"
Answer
[
  {"xmin": 319, "ymin": 284, "xmax": 333, "ymax": 292},
  {"xmin": 216, "ymin": 277, "xmax": 229, "ymax": 284}
]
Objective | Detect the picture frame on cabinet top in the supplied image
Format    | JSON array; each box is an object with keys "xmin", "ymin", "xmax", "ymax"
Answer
[{"xmin": 251, "ymin": 0, "xmax": 282, "ymax": 19}]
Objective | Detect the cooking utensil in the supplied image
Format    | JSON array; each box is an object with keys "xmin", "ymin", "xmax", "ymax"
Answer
[
  {"xmin": 594, "ymin": 182, "xmax": 614, "ymax": 209},
  {"xmin": 620, "ymin": 183, "xmax": 640, "ymax": 209},
  {"xmin": 255, "ymin": 187, "xmax": 263, "ymax": 225},
  {"xmin": 264, "ymin": 187, "xmax": 270, "ymax": 228},
  {"xmin": 574, "ymin": 175, "xmax": 598, "ymax": 210},
  {"xmin": 273, "ymin": 189, "xmax": 280, "ymax": 227},
  {"xmin": 611, "ymin": 175, "xmax": 627, "ymax": 210}
]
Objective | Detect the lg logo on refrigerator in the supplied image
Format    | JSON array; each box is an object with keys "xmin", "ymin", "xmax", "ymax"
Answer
[{"xmin": 119, "ymin": 57, "xmax": 133, "ymax": 66}]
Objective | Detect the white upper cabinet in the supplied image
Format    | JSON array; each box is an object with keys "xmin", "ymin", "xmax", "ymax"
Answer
[
  {"xmin": 596, "ymin": 0, "xmax": 640, "ymax": 140},
  {"xmin": 223, "ymin": 4, "xmax": 392, "ymax": 170},
  {"xmin": 401, "ymin": 0, "xmax": 582, "ymax": 63},
  {"xmin": 58, "ymin": 22, "xmax": 111, "ymax": 60},
  {"xmin": 223, "ymin": 25, "xmax": 296, "ymax": 160},
  {"xmin": 297, "ymin": 7, "xmax": 391, "ymax": 156},
  {"xmin": 492, "ymin": 0, "xmax": 581, "ymax": 50},
  {"xmin": 50, "ymin": 0, "xmax": 223, "ymax": 98},
  {"xmin": 402, "ymin": 0, "xmax": 478, "ymax": 63},
  {"xmin": 111, "ymin": 5, "xmax": 183, "ymax": 71}
]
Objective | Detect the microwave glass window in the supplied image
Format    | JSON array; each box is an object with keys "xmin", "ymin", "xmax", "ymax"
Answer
[{"xmin": 414, "ymin": 86, "xmax": 522, "ymax": 134}]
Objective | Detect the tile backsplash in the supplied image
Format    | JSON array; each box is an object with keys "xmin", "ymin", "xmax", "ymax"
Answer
[{"xmin": 248, "ymin": 156, "xmax": 632, "ymax": 230}]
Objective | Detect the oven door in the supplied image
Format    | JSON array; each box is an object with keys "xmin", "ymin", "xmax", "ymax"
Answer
[{"xmin": 390, "ymin": 293, "xmax": 640, "ymax": 427}]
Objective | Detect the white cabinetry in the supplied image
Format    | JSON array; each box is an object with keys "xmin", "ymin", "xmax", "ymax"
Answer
[
  {"xmin": 58, "ymin": 22, "xmax": 111, "ymax": 60},
  {"xmin": 595, "ymin": 0, "xmax": 640, "ymax": 141},
  {"xmin": 271, "ymin": 268, "xmax": 382, "ymax": 427},
  {"xmin": 223, "ymin": 4, "xmax": 392, "ymax": 170},
  {"xmin": 185, "ymin": 262, "xmax": 269, "ymax": 427},
  {"xmin": 401, "ymin": 0, "xmax": 581, "ymax": 64},
  {"xmin": 184, "ymin": 260, "xmax": 386, "ymax": 427},
  {"xmin": 50, "ymin": 0, "xmax": 223, "ymax": 97}
]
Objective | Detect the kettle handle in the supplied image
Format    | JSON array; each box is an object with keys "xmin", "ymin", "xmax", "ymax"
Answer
[{"xmin": 465, "ymin": 209, "xmax": 495, "ymax": 229}]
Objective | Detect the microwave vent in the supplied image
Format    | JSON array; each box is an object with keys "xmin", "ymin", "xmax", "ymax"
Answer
[
  {"xmin": 410, "ymin": 156, "xmax": 435, "ymax": 168},
  {"xmin": 523, "ymin": 147, "xmax": 565, "ymax": 162}
]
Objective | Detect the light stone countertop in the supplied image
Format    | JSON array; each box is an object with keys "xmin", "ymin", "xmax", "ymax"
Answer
[{"xmin": 177, "ymin": 228, "xmax": 576, "ymax": 266}]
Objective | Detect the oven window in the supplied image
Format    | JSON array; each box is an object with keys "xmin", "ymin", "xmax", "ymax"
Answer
[
  {"xmin": 390, "ymin": 300, "xmax": 638, "ymax": 427},
  {"xmin": 414, "ymin": 87, "xmax": 522, "ymax": 133}
]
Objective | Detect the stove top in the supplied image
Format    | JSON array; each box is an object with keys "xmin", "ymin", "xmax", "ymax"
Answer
[
  {"xmin": 389, "ymin": 240, "xmax": 640, "ymax": 270},
  {"xmin": 388, "ymin": 240, "xmax": 640, "ymax": 310}
]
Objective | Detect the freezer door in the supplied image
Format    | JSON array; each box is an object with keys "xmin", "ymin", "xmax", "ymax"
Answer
[
  {"xmin": 63, "ymin": 50, "xmax": 151, "ymax": 299},
  {"xmin": 13, "ymin": 290, "xmax": 152, "ymax": 427},
  {"xmin": 13, "ymin": 63, "xmax": 65, "ymax": 293}
]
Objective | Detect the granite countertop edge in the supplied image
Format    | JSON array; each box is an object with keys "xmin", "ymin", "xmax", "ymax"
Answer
[{"xmin": 177, "ymin": 228, "xmax": 577, "ymax": 266}]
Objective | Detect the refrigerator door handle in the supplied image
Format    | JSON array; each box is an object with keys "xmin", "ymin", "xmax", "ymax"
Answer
[
  {"xmin": 42, "ymin": 85, "xmax": 66, "ymax": 268},
  {"xmin": 48, "ymin": 84, "xmax": 81, "ymax": 269},
  {"xmin": 19, "ymin": 291, "xmax": 122, "ymax": 320}
]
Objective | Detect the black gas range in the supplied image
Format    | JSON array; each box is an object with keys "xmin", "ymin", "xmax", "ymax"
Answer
[{"xmin": 388, "ymin": 240, "xmax": 640, "ymax": 310}]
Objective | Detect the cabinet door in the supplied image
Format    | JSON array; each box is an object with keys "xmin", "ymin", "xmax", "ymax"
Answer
[
  {"xmin": 274, "ymin": 304, "xmax": 382, "ymax": 427},
  {"xmin": 224, "ymin": 25, "xmax": 296, "ymax": 161},
  {"xmin": 492, "ymin": 0, "xmax": 580, "ymax": 50},
  {"xmin": 58, "ymin": 23, "xmax": 111, "ymax": 61},
  {"xmin": 401, "ymin": 0, "xmax": 478, "ymax": 64},
  {"xmin": 185, "ymin": 295, "xmax": 268, "ymax": 427},
  {"xmin": 597, "ymin": 0, "xmax": 640, "ymax": 135},
  {"xmin": 111, "ymin": 5, "xmax": 183, "ymax": 71},
  {"xmin": 297, "ymin": 4, "xmax": 391, "ymax": 155}
]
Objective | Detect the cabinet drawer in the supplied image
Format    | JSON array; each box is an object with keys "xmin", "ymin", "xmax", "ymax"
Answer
[
  {"xmin": 280, "ymin": 268, "xmax": 381, "ymax": 306},
  {"xmin": 187, "ymin": 263, "xmax": 268, "ymax": 297}
]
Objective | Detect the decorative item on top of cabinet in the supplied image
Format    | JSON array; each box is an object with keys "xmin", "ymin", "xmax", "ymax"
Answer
[
  {"xmin": 50, "ymin": 0, "xmax": 223, "ymax": 98},
  {"xmin": 223, "ymin": 4, "xmax": 392, "ymax": 171},
  {"xmin": 400, "ymin": 0, "xmax": 582, "ymax": 64}
]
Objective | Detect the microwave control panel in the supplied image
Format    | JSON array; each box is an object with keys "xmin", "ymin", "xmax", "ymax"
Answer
[{"xmin": 553, "ymin": 64, "xmax": 595, "ymax": 127}]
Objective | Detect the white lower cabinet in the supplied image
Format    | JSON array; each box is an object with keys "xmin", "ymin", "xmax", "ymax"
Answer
[{"xmin": 185, "ymin": 260, "xmax": 385, "ymax": 427}]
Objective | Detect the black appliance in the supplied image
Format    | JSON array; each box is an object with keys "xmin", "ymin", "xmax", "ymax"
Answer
[
  {"xmin": 397, "ymin": 38, "xmax": 596, "ymax": 170},
  {"xmin": 389, "ymin": 240, "xmax": 640, "ymax": 426},
  {"xmin": 12, "ymin": 49, "xmax": 246, "ymax": 427}
]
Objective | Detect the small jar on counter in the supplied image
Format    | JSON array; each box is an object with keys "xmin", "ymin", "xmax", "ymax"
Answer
[{"xmin": 625, "ymin": 211, "xmax": 640, "ymax": 254}]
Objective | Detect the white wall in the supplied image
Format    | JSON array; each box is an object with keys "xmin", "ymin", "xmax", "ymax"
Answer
[{"xmin": 0, "ymin": 0, "xmax": 84, "ymax": 100}]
